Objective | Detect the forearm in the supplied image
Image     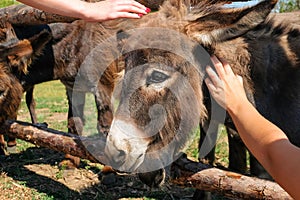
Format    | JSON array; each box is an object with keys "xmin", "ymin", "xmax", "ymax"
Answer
[
  {"xmin": 228, "ymin": 101, "xmax": 300, "ymax": 198},
  {"xmin": 18, "ymin": 0, "xmax": 87, "ymax": 19},
  {"xmin": 17, "ymin": 0, "xmax": 148, "ymax": 22},
  {"xmin": 228, "ymin": 101, "xmax": 289, "ymax": 173},
  {"xmin": 206, "ymin": 56, "xmax": 300, "ymax": 198}
]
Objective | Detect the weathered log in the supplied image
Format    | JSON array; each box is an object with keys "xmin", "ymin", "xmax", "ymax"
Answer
[
  {"xmin": 0, "ymin": 4, "xmax": 76, "ymax": 25},
  {"xmin": 1, "ymin": 120, "xmax": 292, "ymax": 199},
  {"xmin": 1, "ymin": 120, "xmax": 107, "ymax": 164},
  {"xmin": 172, "ymin": 155, "xmax": 292, "ymax": 200},
  {"xmin": 0, "ymin": 0, "xmax": 166, "ymax": 25}
]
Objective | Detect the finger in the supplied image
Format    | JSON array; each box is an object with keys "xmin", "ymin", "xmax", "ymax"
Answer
[
  {"xmin": 206, "ymin": 66, "xmax": 223, "ymax": 88},
  {"xmin": 116, "ymin": 0, "xmax": 147, "ymax": 10},
  {"xmin": 210, "ymin": 55, "xmax": 226, "ymax": 79},
  {"xmin": 131, "ymin": 0, "xmax": 148, "ymax": 11},
  {"xmin": 115, "ymin": 5, "xmax": 147, "ymax": 14},
  {"xmin": 112, "ymin": 12, "xmax": 143, "ymax": 19},
  {"xmin": 114, "ymin": 0, "xmax": 148, "ymax": 13},
  {"xmin": 205, "ymin": 78, "xmax": 217, "ymax": 93},
  {"xmin": 219, "ymin": 57, "xmax": 235, "ymax": 77},
  {"xmin": 236, "ymin": 75, "xmax": 244, "ymax": 86}
]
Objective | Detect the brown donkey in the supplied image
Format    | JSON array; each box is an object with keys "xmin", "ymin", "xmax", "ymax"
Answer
[
  {"xmin": 0, "ymin": 30, "xmax": 51, "ymax": 154},
  {"xmin": 9, "ymin": 21, "xmax": 126, "ymax": 167},
  {"xmin": 103, "ymin": 0, "xmax": 300, "ymax": 187}
]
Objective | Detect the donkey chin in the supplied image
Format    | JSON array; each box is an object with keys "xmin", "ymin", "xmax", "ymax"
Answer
[{"xmin": 104, "ymin": 118, "xmax": 151, "ymax": 173}]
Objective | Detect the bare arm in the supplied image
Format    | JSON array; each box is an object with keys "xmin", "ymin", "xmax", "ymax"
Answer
[
  {"xmin": 17, "ymin": 0, "xmax": 149, "ymax": 22},
  {"xmin": 205, "ymin": 55, "xmax": 300, "ymax": 199}
]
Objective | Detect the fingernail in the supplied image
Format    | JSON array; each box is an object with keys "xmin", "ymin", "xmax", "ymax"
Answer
[
  {"xmin": 206, "ymin": 66, "xmax": 214, "ymax": 74},
  {"xmin": 138, "ymin": 13, "xmax": 143, "ymax": 18},
  {"xmin": 145, "ymin": 7, "xmax": 151, "ymax": 13},
  {"xmin": 205, "ymin": 66, "xmax": 210, "ymax": 73}
]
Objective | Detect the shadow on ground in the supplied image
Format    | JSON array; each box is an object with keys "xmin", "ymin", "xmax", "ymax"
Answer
[{"xmin": 0, "ymin": 146, "xmax": 196, "ymax": 199}]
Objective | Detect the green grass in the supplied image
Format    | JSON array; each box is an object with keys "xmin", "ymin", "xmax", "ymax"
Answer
[
  {"xmin": 16, "ymin": 139, "xmax": 36, "ymax": 152},
  {"xmin": 0, "ymin": 0, "xmax": 18, "ymax": 7},
  {"xmin": 18, "ymin": 81, "xmax": 69, "ymax": 131},
  {"xmin": 82, "ymin": 93, "xmax": 99, "ymax": 136},
  {"xmin": 33, "ymin": 81, "xmax": 68, "ymax": 112},
  {"xmin": 215, "ymin": 125, "xmax": 229, "ymax": 166},
  {"xmin": 185, "ymin": 128, "xmax": 200, "ymax": 161}
]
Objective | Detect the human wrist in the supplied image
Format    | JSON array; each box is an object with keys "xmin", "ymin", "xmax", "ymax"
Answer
[
  {"xmin": 73, "ymin": 1, "xmax": 90, "ymax": 20},
  {"xmin": 227, "ymin": 98, "xmax": 252, "ymax": 117}
]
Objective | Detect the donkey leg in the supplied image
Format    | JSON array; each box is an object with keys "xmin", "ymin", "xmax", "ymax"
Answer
[
  {"xmin": 7, "ymin": 86, "xmax": 37, "ymax": 148},
  {"xmin": 227, "ymin": 126, "xmax": 247, "ymax": 174},
  {"xmin": 198, "ymin": 85, "xmax": 225, "ymax": 165},
  {"xmin": 94, "ymin": 83, "xmax": 118, "ymax": 185},
  {"xmin": 195, "ymin": 124, "xmax": 218, "ymax": 200},
  {"xmin": 6, "ymin": 137, "xmax": 17, "ymax": 148},
  {"xmin": 7, "ymin": 118, "xmax": 17, "ymax": 148},
  {"xmin": 199, "ymin": 125, "xmax": 216, "ymax": 164},
  {"xmin": 26, "ymin": 86, "xmax": 38, "ymax": 124},
  {"xmin": 25, "ymin": 86, "xmax": 48, "ymax": 128},
  {"xmin": 227, "ymin": 122, "xmax": 271, "ymax": 179},
  {"xmin": 59, "ymin": 88, "xmax": 85, "ymax": 168},
  {"xmin": 226, "ymin": 120, "xmax": 271, "ymax": 179},
  {"xmin": 63, "ymin": 117, "xmax": 84, "ymax": 168},
  {"xmin": 5, "ymin": 119, "xmax": 16, "ymax": 152},
  {"xmin": 95, "ymin": 83, "xmax": 113, "ymax": 136},
  {"xmin": 66, "ymin": 88, "xmax": 85, "ymax": 124}
]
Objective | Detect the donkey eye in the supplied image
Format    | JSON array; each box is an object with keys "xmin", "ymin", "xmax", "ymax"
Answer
[
  {"xmin": 147, "ymin": 70, "xmax": 169, "ymax": 85},
  {"xmin": 0, "ymin": 89, "xmax": 5, "ymax": 97}
]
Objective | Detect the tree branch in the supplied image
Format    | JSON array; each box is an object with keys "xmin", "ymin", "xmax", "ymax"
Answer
[{"xmin": 1, "ymin": 120, "xmax": 292, "ymax": 199}]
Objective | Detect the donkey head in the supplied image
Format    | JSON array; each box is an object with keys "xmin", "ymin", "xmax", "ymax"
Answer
[
  {"xmin": 104, "ymin": 28, "xmax": 210, "ymax": 174},
  {"xmin": 0, "ymin": 30, "xmax": 51, "ymax": 124},
  {"xmin": 104, "ymin": 0, "xmax": 278, "ymax": 185}
]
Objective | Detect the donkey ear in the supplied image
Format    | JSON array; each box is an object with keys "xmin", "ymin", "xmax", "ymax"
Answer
[
  {"xmin": 28, "ymin": 29, "xmax": 52, "ymax": 57},
  {"xmin": 185, "ymin": 0, "xmax": 278, "ymax": 50},
  {"xmin": 0, "ymin": 30, "xmax": 51, "ymax": 73},
  {"xmin": 0, "ymin": 39, "xmax": 34, "ymax": 73}
]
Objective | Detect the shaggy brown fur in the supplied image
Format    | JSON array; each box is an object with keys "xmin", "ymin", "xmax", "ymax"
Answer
[
  {"xmin": 0, "ymin": 31, "xmax": 50, "ymax": 154},
  {"xmin": 104, "ymin": 0, "xmax": 300, "ymax": 187},
  {"xmin": 0, "ymin": 20, "xmax": 16, "ymax": 42}
]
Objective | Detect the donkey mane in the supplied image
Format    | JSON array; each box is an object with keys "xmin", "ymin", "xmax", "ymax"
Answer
[
  {"xmin": 243, "ymin": 18, "xmax": 300, "ymax": 76},
  {"xmin": 247, "ymin": 17, "xmax": 300, "ymax": 40}
]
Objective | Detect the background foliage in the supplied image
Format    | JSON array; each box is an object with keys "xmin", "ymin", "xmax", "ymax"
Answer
[
  {"xmin": 0, "ymin": 0, "xmax": 17, "ymax": 7},
  {"xmin": 277, "ymin": 0, "xmax": 300, "ymax": 12}
]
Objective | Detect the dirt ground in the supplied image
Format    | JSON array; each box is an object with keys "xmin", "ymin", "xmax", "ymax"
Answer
[
  {"xmin": 0, "ymin": 144, "xmax": 199, "ymax": 200},
  {"xmin": 0, "ymin": 106, "xmax": 200, "ymax": 200}
]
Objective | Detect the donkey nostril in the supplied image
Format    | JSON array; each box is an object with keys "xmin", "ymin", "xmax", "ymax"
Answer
[
  {"xmin": 117, "ymin": 150, "xmax": 126, "ymax": 160},
  {"xmin": 107, "ymin": 146, "xmax": 127, "ymax": 166}
]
